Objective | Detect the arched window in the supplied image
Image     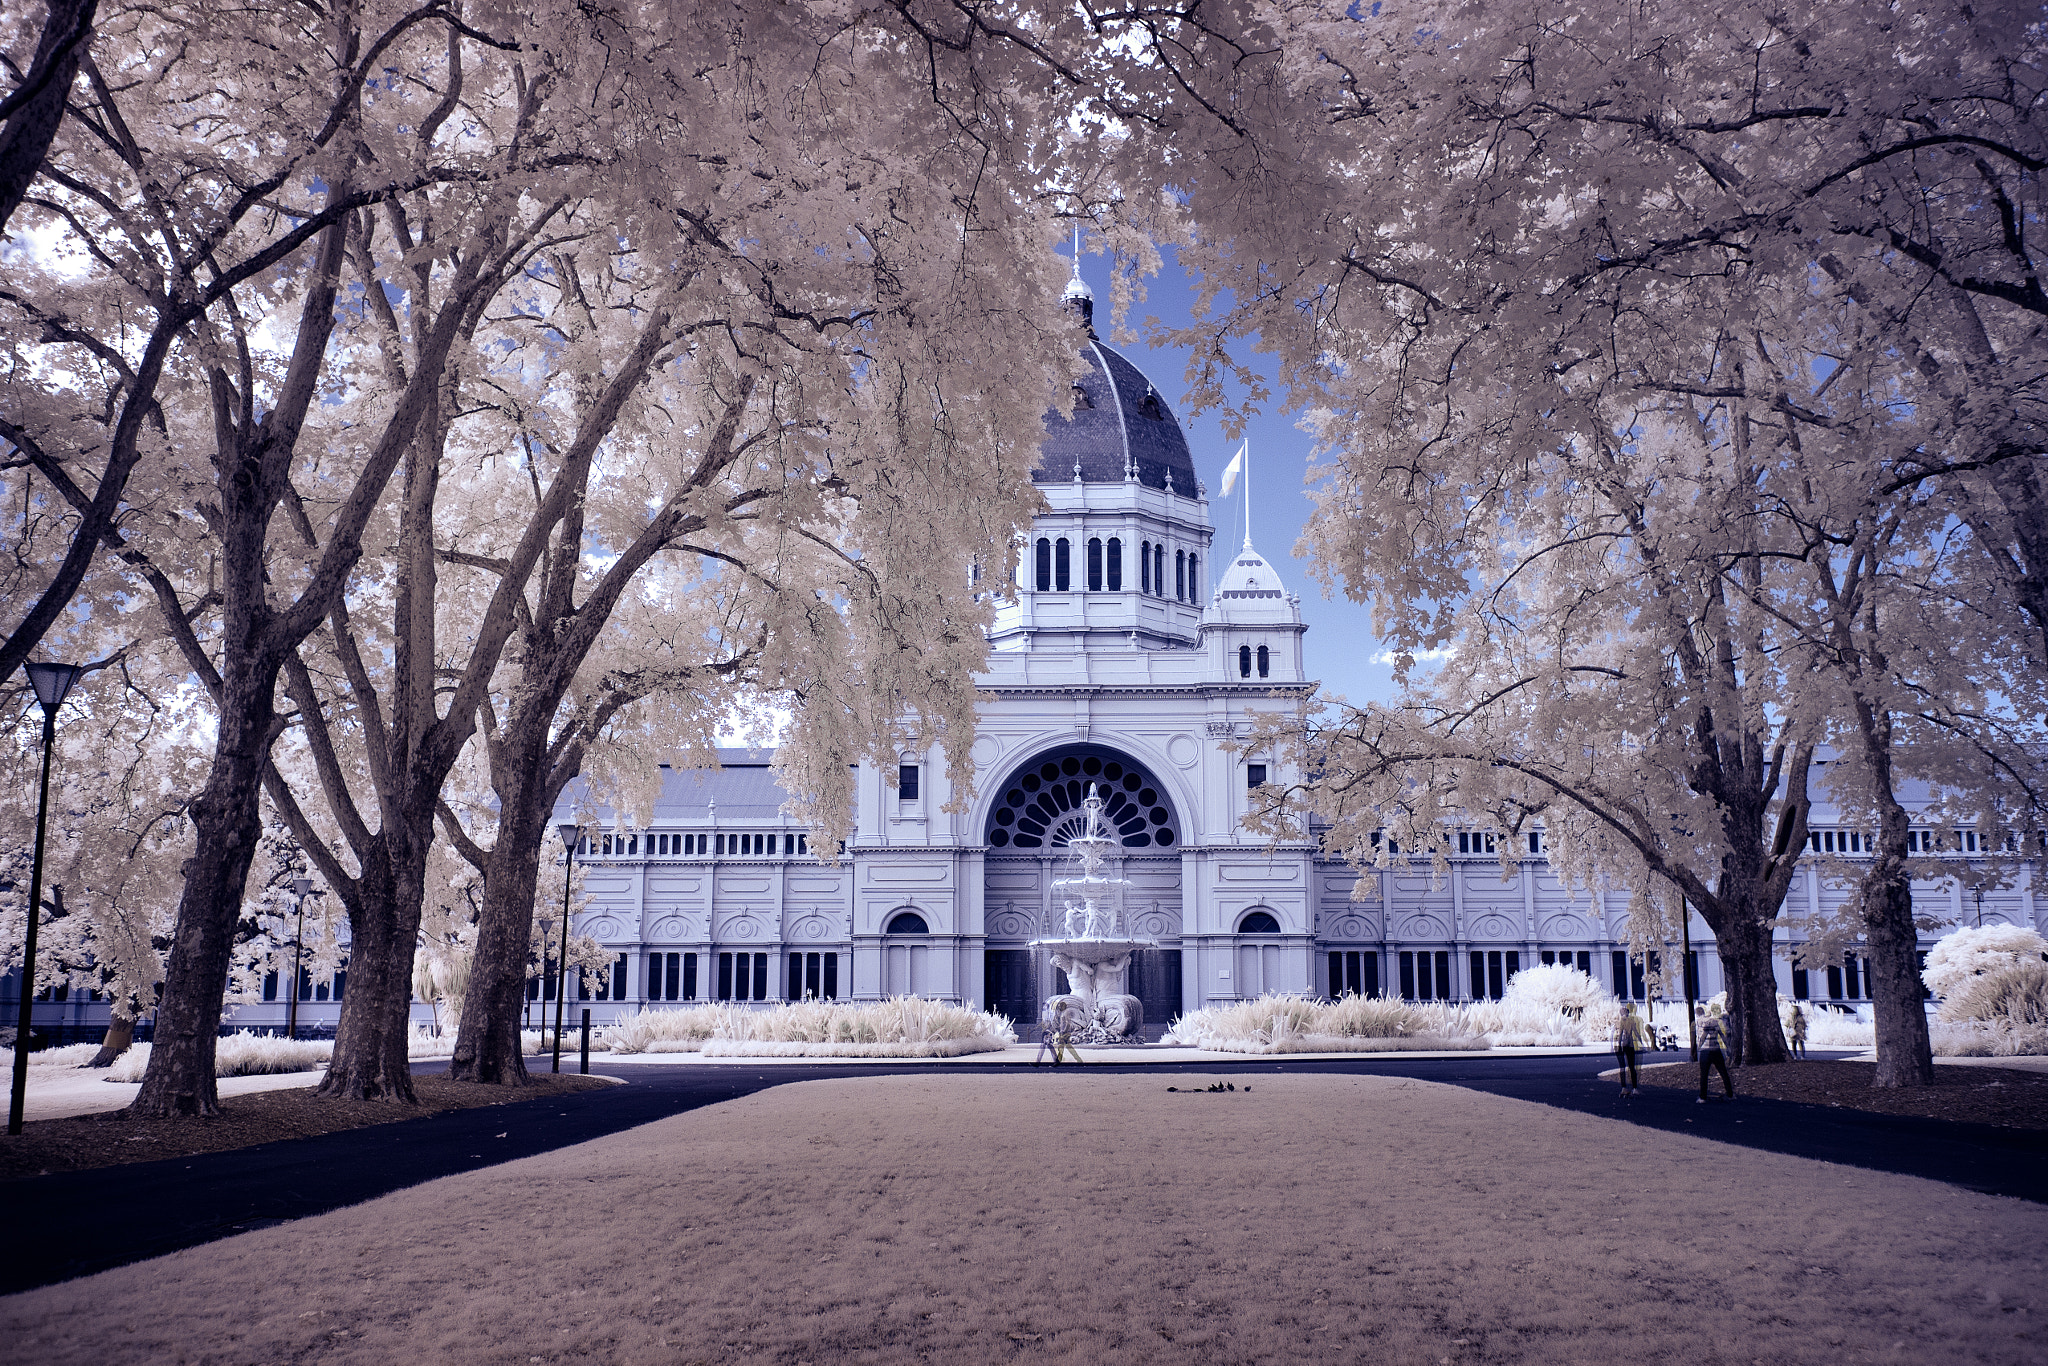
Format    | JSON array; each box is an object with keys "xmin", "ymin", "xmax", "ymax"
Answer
[
  {"xmin": 1175, "ymin": 549, "xmax": 1185, "ymax": 601},
  {"xmin": 886, "ymin": 910, "xmax": 929, "ymax": 935},
  {"xmin": 1087, "ymin": 537, "xmax": 1103, "ymax": 591},
  {"xmin": 1239, "ymin": 910, "xmax": 1281, "ymax": 934},
  {"xmin": 1188, "ymin": 553, "xmax": 1199, "ymax": 598},
  {"xmin": 1035, "ymin": 538, "xmax": 1051, "ymax": 592},
  {"xmin": 1257, "ymin": 644, "xmax": 1270, "ymax": 678},
  {"xmin": 1139, "ymin": 541, "xmax": 1151, "ymax": 594},
  {"xmin": 1106, "ymin": 538, "xmax": 1122, "ymax": 591},
  {"xmin": 1055, "ymin": 537, "xmax": 1071, "ymax": 591},
  {"xmin": 1239, "ymin": 645, "xmax": 1252, "ymax": 678}
]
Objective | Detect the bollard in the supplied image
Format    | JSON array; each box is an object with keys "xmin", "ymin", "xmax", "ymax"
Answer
[{"xmin": 579, "ymin": 1009, "xmax": 591, "ymax": 1075}]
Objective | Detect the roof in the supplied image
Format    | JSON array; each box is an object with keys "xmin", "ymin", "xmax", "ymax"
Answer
[
  {"xmin": 1212, "ymin": 538, "xmax": 1296, "ymax": 622},
  {"xmin": 1036, "ymin": 340, "xmax": 1198, "ymax": 493}
]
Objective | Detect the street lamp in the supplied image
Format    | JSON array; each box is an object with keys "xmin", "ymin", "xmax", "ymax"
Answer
[
  {"xmin": 286, "ymin": 875, "xmax": 313, "ymax": 1041},
  {"xmin": 9, "ymin": 660, "xmax": 85, "ymax": 1136},
  {"xmin": 552, "ymin": 821, "xmax": 584, "ymax": 1074}
]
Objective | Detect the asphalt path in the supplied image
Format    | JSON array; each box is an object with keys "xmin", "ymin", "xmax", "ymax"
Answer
[{"xmin": 4, "ymin": 1049, "xmax": 2042, "ymax": 1296}]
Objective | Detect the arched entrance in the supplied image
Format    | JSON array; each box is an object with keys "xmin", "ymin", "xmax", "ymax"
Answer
[{"xmin": 981, "ymin": 743, "xmax": 1183, "ymax": 1035}]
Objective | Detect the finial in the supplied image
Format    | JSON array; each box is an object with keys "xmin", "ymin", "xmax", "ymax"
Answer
[
  {"xmin": 1073, "ymin": 456, "xmax": 1083, "ymax": 482},
  {"xmin": 1165, "ymin": 469, "xmax": 1175, "ymax": 495}
]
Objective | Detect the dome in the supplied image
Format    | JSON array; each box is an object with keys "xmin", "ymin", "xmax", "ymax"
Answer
[
  {"xmin": 1214, "ymin": 538, "xmax": 1294, "ymax": 621},
  {"xmin": 1037, "ymin": 339, "xmax": 1198, "ymax": 493}
]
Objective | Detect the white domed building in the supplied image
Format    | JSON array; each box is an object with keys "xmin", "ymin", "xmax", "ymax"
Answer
[{"xmin": 526, "ymin": 271, "xmax": 2038, "ymax": 1036}]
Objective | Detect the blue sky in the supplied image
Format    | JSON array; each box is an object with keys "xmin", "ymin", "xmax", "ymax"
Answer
[{"xmin": 1069, "ymin": 243, "xmax": 1399, "ymax": 707}]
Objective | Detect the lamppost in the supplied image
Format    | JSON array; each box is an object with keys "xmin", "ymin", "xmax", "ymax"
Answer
[
  {"xmin": 285, "ymin": 875, "xmax": 314, "ymax": 1040},
  {"xmin": 9, "ymin": 659, "xmax": 84, "ymax": 1136},
  {"xmin": 1681, "ymin": 899, "xmax": 1698, "ymax": 1061},
  {"xmin": 552, "ymin": 821, "xmax": 584, "ymax": 1074}
]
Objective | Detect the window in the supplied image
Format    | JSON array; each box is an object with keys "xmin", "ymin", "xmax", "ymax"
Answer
[
  {"xmin": 1238, "ymin": 910, "xmax": 1280, "ymax": 934},
  {"xmin": 1175, "ymin": 549, "xmax": 1185, "ymax": 600},
  {"xmin": 886, "ymin": 910, "xmax": 930, "ymax": 934},
  {"xmin": 1088, "ymin": 537, "xmax": 1103, "ymax": 591},
  {"xmin": 1528, "ymin": 830, "xmax": 1546, "ymax": 855},
  {"xmin": 1141, "ymin": 541, "xmax": 1152, "ymax": 593},
  {"xmin": 1247, "ymin": 763, "xmax": 1267, "ymax": 789},
  {"xmin": 1457, "ymin": 830, "xmax": 1496, "ymax": 855},
  {"xmin": 1154, "ymin": 544, "xmax": 1165, "ymax": 596},
  {"xmin": 1540, "ymin": 950, "xmax": 1593, "ymax": 975},
  {"xmin": 1055, "ymin": 538, "xmax": 1071, "ymax": 591},
  {"xmin": 898, "ymin": 764, "xmax": 920, "ymax": 800},
  {"xmin": 1106, "ymin": 538, "xmax": 1122, "ymax": 591},
  {"xmin": 1611, "ymin": 951, "xmax": 1660, "ymax": 1001},
  {"xmin": 1399, "ymin": 950, "xmax": 1454, "ymax": 1001},
  {"xmin": 263, "ymin": 969, "xmax": 279, "ymax": 1002},
  {"xmin": 789, "ymin": 952, "xmax": 841, "ymax": 1001},
  {"xmin": 1188, "ymin": 554, "xmax": 1198, "ymax": 597},
  {"xmin": 1239, "ymin": 644, "xmax": 1252, "ymax": 677},
  {"xmin": 647, "ymin": 952, "xmax": 692, "ymax": 1001},
  {"xmin": 1470, "ymin": 950, "xmax": 1521, "ymax": 1001},
  {"xmin": 1035, "ymin": 538, "xmax": 1052, "ymax": 591},
  {"xmin": 1328, "ymin": 950, "xmax": 1379, "ymax": 999},
  {"xmin": 1793, "ymin": 966, "xmax": 1810, "ymax": 1000},
  {"xmin": 718, "ymin": 951, "xmax": 769, "ymax": 1001},
  {"xmin": 1256, "ymin": 644, "xmax": 1269, "ymax": 678}
]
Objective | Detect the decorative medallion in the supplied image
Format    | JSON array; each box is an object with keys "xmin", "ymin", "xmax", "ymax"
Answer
[
  {"xmin": 650, "ymin": 916, "xmax": 688, "ymax": 940},
  {"xmin": 1401, "ymin": 915, "xmax": 1446, "ymax": 940},
  {"xmin": 1167, "ymin": 734, "xmax": 1200, "ymax": 768},
  {"xmin": 970, "ymin": 735, "xmax": 1002, "ymax": 768},
  {"xmin": 1332, "ymin": 915, "xmax": 1370, "ymax": 940},
  {"xmin": 1473, "ymin": 914, "xmax": 1516, "ymax": 940},
  {"xmin": 723, "ymin": 917, "xmax": 759, "ymax": 940},
  {"xmin": 1541, "ymin": 915, "xmax": 1585, "ymax": 940},
  {"xmin": 988, "ymin": 910, "xmax": 1035, "ymax": 939},
  {"xmin": 791, "ymin": 916, "xmax": 831, "ymax": 941}
]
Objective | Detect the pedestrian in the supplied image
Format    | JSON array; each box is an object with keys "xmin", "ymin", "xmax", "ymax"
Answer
[
  {"xmin": 1788, "ymin": 1004, "xmax": 1808, "ymax": 1060},
  {"xmin": 1615, "ymin": 1001, "xmax": 1646, "ymax": 1094},
  {"xmin": 1698, "ymin": 1005, "xmax": 1735, "ymax": 1102},
  {"xmin": 1034, "ymin": 998, "xmax": 1083, "ymax": 1067}
]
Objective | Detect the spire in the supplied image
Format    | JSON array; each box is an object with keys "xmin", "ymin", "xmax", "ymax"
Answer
[{"xmin": 1061, "ymin": 223, "xmax": 1095, "ymax": 333}]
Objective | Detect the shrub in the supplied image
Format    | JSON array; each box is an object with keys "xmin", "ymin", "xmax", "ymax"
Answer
[
  {"xmin": 599, "ymin": 1005, "xmax": 738, "ymax": 1054},
  {"xmin": 1500, "ymin": 963, "xmax": 1613, "ymax": 1017},
  {"xmin": 1163, "ymin": 993, "xmax": 1491, "ymax": 1052},
  {"xmin": 1922, "ymin": 924, "xmax": 2048, "ymax": 1014},
  {"xmin": 1945, "ymin": 959, "xmax": 2048, "ymax": 1028},
  {"xmin": 1930, "ymin": 1020, "xmax": 2048, "ymax": 1057},
  {"xmin": 102, "ymin": 1031, "xmax": 334, "ymax": 1082}
]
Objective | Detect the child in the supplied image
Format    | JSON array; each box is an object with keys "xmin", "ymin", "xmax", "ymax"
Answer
[
  {"xmin": 1698, "ymin": 1006, "xmax": 1735, "ymax": 1102},
  {"xmin": 1788, "ymin": 1004, "xmax": 1808, "ymax": 1060}
]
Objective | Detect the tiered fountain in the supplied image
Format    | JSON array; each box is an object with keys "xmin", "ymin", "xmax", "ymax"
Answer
[{"xmin": 1028, "ymin": 783, "xmax": 1155, "ymax": 1042}]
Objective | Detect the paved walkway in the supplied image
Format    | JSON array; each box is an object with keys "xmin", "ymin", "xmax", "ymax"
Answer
[
  {"xmin": 4, "ymin": 1048, "xmax": 2043, "ymax": 1297},
  {"xmin": 5, "ymin": 1071, "xmax": 2045, "ymax": 1365}
]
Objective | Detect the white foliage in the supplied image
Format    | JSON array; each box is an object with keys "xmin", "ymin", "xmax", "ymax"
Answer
[{"xmin": 1922, "ymin": 925, "xmax": 2048, "ymax": 1013}]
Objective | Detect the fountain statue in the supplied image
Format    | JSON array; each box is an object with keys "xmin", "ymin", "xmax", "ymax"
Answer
[{"xmin": 1028, "ymin": 783, "xmax": 1156, "ymax": 1043}]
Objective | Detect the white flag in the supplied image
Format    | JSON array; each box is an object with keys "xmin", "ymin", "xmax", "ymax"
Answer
[{"xmin": 1220, "ymin": 443, "xmax": 1246, "ymax": 496}]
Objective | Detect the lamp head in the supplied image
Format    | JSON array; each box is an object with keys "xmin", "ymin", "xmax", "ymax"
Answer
[
  {"xmin": 23, "ymin": 660, "xmax": 84, "ymax": 711},
  {"xmin": 558, "ymin": 821, "xmax": 582, "ymax": 850},
  {"xmin": 290, "ymin": 877, "xmax": 312, "ymax": 898}
]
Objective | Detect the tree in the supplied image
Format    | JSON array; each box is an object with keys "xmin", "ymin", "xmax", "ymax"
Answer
[
  {"xmin": 1169, "ymin": 0, "xmax": 2045, "ymax": 1073},
  {"xmin": 7, "ymin": 0, "xmax": 620, "ymax": 1115}
]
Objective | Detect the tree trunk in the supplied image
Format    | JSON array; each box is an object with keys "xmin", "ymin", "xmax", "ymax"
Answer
[
  {"xmin": 129, "ymin": 685, "xmax": 276, "ymax": 1116},
  {"xmin": 318, "ymin": 842, "xmax": 425, "ymax": 1102},
  {"xmin": 1712, "ymin": 912, "xmax": 1789, "ymax": 1067},
  {"xmin": 1850, "ymin": 700, "xmax": 1936, "ymax": 1089},
  {"xmin": 86, "ymin": 1012, "xmax": 132, "ymax": 1068},
  {"xmin": 448, "ymin": 837, "xmax": 540, "ymax": 1086},
  {"xmin": 0, "ymin": 0, "xmax": 98, "ymax": 237},
  {"xmin": 450, "ymin": 746, "xmax": 553, "ymax": 1084}
]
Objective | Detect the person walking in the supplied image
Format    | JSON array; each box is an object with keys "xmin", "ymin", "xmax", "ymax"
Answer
[
  {"xmin": 1615, "ymin": 1002, "xmax": 1646, "ymax": 1095},
  {"xmin": 1698, "ymin": 1005, "xmax": 1736, "ymax": 1102},
  {"xmin": 1788, "ymin": 1004, "xmax": 1808, "ymax": 1060}
]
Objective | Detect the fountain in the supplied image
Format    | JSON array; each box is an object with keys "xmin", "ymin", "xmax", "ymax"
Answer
[{"xmin": 1028, "ymin": 783, "xmax": 1156, "ymax": 1043}]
